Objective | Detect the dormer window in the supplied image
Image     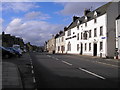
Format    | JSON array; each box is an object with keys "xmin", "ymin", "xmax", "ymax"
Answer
[
  {"xmin": 85, "ymin": 16, "xmax": 88, "ymax": 21},
  {"xmin": 77, "ymin": 20, "xmax": 80, "ymax": 25},
  {"xmin": 94, "ymin": 11, "xmax": 98, "ymax": 17},
  {"xmin": 94, "ymin": 11, "xmax": 97, "ymax": 23}
]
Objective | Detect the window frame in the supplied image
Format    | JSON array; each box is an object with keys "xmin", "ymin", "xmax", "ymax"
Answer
[
  {"xmin": 100, "ymin": 26, "xmax": 103, "ymax": 36},
  {"xmin": 94, "ymin": 28, "xmax": 97, "ymax": 37},
  {"xmin": 100, "ymin": 42, "xmax": 103, "ymax": 51}
]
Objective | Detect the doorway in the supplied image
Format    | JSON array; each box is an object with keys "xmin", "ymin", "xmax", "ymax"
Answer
[
  {"xmin": 80, "ymin": 43, "xmax": 83, "ymax": 55},
  {"xmin": 93, "ymin": 43, "xmax": 97, "ymax": 56}
]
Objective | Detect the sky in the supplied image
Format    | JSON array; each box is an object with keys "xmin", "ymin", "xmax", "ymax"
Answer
[{"xmin": 1, "ymin": 1, "xmax": 110, "ymax": 46}]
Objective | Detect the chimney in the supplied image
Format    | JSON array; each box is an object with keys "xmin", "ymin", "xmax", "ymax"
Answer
[
  {"xmin": 59, "ymin": 31, "xmax": 63, "ymax": 35},
  {"xmin": 64, "ymin": 27, "xmax": 68, "ymax": 31},
  {"xmin": 84, "ymin": 9, "xmax": 91, "ymax": 16},
  {"xmin": 73, "ymin": 16, "xmax": 79, "ymax": 22},
  {"xmin": 2, "ymin": 31, "xmax": 5, "ymax": 35}
]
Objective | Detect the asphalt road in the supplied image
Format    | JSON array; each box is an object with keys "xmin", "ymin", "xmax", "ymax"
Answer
[{"xmin": 29, "ymin": 52, "xmax": 120, "ymax": 88}]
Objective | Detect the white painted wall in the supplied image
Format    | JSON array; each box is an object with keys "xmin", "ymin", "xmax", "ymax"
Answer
[
  {"xmin": 116, "ymin": 18, "xmax": 120, "ymax": 59},
  {"xmin": 80, "ymin": 14, "xmax": 107, "ymax": 57},
  {"xmin": 65, "ymin": 27, "xmax": 80, "ymax": 54},
  {"xmin": 56, "ymin": 36, "xmax": 65, "ymax": 53},
  {"xmin": 65, "ymin": 14, "xmax": 107, "ymax": 57}
]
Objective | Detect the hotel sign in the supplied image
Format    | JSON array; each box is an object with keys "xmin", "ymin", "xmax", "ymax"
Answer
[{"xmin": 101, "ymin": 37, "xmax": 106, "ymax": 39}]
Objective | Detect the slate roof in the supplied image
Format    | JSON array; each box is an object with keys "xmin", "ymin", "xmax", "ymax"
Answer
[
  {"xmin": 66, "ymin": 2, "xmax": 112, "ymax": 30},
  {"xmin": 116, "ymin": 15, "xmax": 120, "ymax": 19},
  {"xmin": 55, "ymin": 31, "xmax": 65, "ymax": 38}
]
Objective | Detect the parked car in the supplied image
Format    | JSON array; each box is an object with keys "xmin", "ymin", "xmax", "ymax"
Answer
[
  {"xmin": 7, "ymin": 47, "xmax": 22, "ymax": 58},
  {"xmin": 13, "ymin": 44, "xmax": 23, "ymax": 54},
  {"xmin": 0, "ymin": 46, "xmax": 14, "ymax": 58}
]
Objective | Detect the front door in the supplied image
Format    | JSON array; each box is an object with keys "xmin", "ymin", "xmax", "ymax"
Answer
[
  {"xmin": 93, "ymin": 43, "xmax": 97, "ymax": 56},
  {"xmin": 80, "ymin": 43, "xmax": 83, "ymax": 55}
]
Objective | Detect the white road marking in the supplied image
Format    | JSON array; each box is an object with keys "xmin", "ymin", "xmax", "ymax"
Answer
[
  {"xmin": 78, "ymin": 67, "xmax": 105, "ymax": 80},
  {"xmin": 33, "ymin": 77, "xmax": 36, "ymax": 83},
  {"xmin": 32, "ymin": 70, "xmax": 34, "ymax": 74},
  {"xmin": 55, "ymin": 58, "xmax": 59, "ymax": 60},
  {"xmin": 31, "ymin": 66, "xmax": 33, "ymax": 69},
  {"xmin": 62, "ymin": 61, "xmax": 72, "ymax": 66}
]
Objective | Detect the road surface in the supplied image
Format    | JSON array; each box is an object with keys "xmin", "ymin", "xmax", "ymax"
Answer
[{"xmin": 29, "ymin": 52, "xmax": 119, "ymax": 88}]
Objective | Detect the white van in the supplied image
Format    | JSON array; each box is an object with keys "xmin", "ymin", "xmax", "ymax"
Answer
[{"xmin": 13, "ymin": 44, "xmax": 22, "ymax": 54}]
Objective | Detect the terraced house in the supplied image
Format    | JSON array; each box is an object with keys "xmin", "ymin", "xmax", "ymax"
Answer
[
  {"xmin": 64, "ymin": 2, "xmax": 120, "ymax": 58},
  {"xmin": 55, "ymin": 31, "xmax": 66, "ymax": 54}
]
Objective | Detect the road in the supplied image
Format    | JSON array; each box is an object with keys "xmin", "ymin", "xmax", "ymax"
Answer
[{"xmin": 29, "ymin": 52, "xmax": 119, "ymax": 88}]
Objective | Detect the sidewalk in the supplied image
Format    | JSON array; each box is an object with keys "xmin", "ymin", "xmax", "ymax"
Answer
[{"xmin": 2, "ymin": 62, "xmax": 23, "ymax": 89}]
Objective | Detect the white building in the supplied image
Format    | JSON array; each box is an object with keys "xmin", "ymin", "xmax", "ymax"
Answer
[
  {"xmin": 65, "ymin": 2, "xmax": 120, "ymax": 58},
  {"xmin": 55, "ymin": 31, "xmax": 66, "ymax": 54},
  {"xmin": 116, "ymin": 15, "xmax": 120, "ymax": 59}
]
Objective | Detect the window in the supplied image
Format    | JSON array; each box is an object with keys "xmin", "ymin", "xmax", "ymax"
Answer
[
  {"xmin": 94, "ymin": 18, "xmax": 97, "ymax": 23},
  {"xmin": 59, "ymin": 38, "xmax": 60, "ymax": 42},
  {"xmin": 77, "ymin": 25, "xmax": 79, "ymax": 30},
  {"xmin": 100, "ymin": 26, "xmax": 103, "ymax": 36},
  {"xmin": 100, "ymin": 42, "xmax": 103, "ymax": 51},
  {"xmin": 77, "ymin": 33, "xmax": 79, "ymax": 40},
  {"xmin": 62, "ymin": 37, "xmax": 64, "ymax": 42},
  {"xmin": 89, "ymin": 43, "xmax": 91, "ymax": 51},
  {"xmin": 94, "ymin": 28, "xmax": 97, "ymax": 37},
  {"xmin": 89, "ymin": 30, "xmax": 91, "ymax": 38},
  {"xmin": 67, "ymin": 30, "xmax": 71, "ymax": 36},
  {"xmin": 58, "ymin": 46, "xmax": 60, "ymax": 51},
  {"xmin": 83, "ymin": 31, "xmax": 87, "ymax": 40},
  {"xmin": 81, "ymin": 33, "xmax": 82, "ymax": 39},
  {"xmin": 67, "ymin": 42, "xmax": 71, "ymax": 51},
  {"xmin": 85, "ymin": 43, "xmax": 87, "ymax": 51},
  {"xmin": 77, "ymin": 44, "xmax": 79, "ymax": 51},
  {"xmin": 61, "ymin": 46, "xmax": 65, "ymax": 51}
]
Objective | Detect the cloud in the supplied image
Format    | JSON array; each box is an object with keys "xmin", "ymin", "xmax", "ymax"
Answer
[
  {"xmin": 2, "ymin": 2, "xmax": 39, "ymax": 12},
  {"xmin": 0, "ymin": 18, "xmax": 4, "ymax": 33},
  {"xmin": 5, "ymin": 18, "xmax": 64, "ymax": 46},
  {"xmin": 24, "ymin": 11, "xmax": 51, "ymax": 20},
  {"xmin": 57, "ymin": 2, "xmax": 107, "ymax": 16}
]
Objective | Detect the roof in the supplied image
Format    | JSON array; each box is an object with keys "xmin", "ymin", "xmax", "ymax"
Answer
[
  {"xmin": 55, "ymin": 32, "xmax": 65, "ymax": 39},
  {"xmin": 66, "ymin": 2, "xmax": 112, "ymax": 31},
  {"xmin": 116, "ymin": 15, "xmax": 120, "ymax": 20}
]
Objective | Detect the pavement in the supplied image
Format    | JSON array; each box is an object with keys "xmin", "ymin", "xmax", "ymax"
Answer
[
  {"xmin": 2, "ymin": 62, "xmax": 23, "ymax": 89},
  {"xmin": 2, "ymin": 53, "xmax": 34, "ymax": 90}
]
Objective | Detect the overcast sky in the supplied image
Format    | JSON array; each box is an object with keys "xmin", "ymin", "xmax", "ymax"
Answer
[{"xmin": 1, "ymin": 1, "xmax": 109, "ymax": 46}]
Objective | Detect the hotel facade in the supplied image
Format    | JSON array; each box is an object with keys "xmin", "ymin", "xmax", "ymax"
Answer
[
  {"xmin": 46, "ymin": 2, "xmax": 120, "ymax": 58},
  {"xmin": 64, "ymin": 2, "xmax": 120, "ymax": 58}
]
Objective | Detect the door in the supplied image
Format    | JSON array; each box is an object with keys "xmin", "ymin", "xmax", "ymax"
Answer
[
  {"xmin": 80, "ymin": 43, "xmax": 83, "ymax": 55},
  {"xmin": 93, "ymin": 43, "xmax": 97, "ymax": 56}
]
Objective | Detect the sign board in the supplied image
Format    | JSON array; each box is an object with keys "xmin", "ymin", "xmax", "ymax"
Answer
[{"xmin": 101, "ymin": 37, "xmax": 106, "ymax": 39}]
